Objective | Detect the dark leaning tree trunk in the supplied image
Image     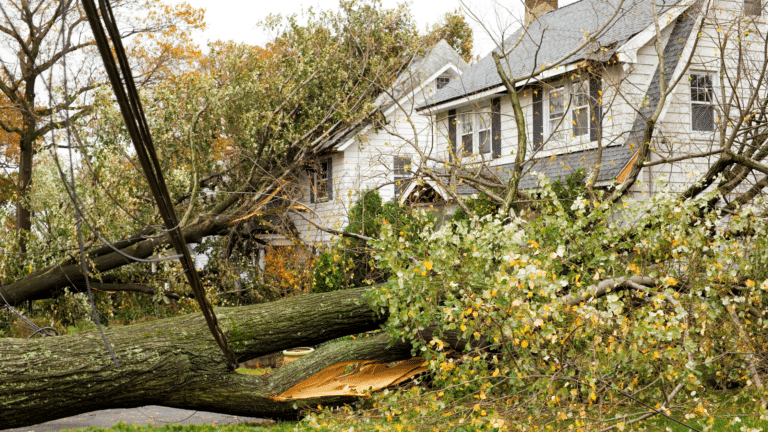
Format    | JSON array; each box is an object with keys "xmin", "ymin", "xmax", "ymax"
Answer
[
  {"xmin": 0, "ymin": 288, "xmax": 413, "ymax": 428},
  {"xmin": 0, "ymin": 214, "xmax": 235, "ymax": 305}
]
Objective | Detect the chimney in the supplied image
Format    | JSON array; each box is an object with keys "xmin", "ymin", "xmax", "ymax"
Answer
[{"xmin": 525, "ymin": 0, "xmax": 558, "ymax": 25}]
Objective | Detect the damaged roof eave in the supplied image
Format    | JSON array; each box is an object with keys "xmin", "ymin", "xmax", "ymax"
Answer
[
  {"xmin": 615, "ymin": 0, "xmax": 695, "ymax": 64},
  {"xmin": 333, "ymin": 63, "xmax": 465, "ymax": 152}
]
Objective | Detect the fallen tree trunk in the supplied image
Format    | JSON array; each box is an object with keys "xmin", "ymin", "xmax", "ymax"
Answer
[{"xmin": 0, "ymin": 287, "xmax": 409, "ymax": 428}]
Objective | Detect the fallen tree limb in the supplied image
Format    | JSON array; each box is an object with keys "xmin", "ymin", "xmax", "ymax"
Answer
[
  {"xmin": 565, "ymin": 276, "xmax": 658, "ymax": 307},
  {"xmin": 0, "ymin": 214, "xmax": 236, "ymax": 305},
  {"xmin": 88, "ymin": 282, "xmax": 182, "ymax": 300},
  {"xmin": 0, "ymin": 287, "xmax": 396, "ymax": 428}
]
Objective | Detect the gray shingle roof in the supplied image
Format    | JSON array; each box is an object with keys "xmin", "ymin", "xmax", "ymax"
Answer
[
  {"xmin": 442, "ymin": 145, "xmax": 634, "ymax": 196},
  {"xmin": 421, "ymin": 0, "xmax": 672, "ymax": 109}
]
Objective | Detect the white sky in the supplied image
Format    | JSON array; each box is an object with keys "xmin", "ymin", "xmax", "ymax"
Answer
[{"xmin": 172, "ymin": 0, "xmax": 539, "ymax": 59}]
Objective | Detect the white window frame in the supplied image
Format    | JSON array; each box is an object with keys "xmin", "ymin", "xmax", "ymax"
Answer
[
  {"xmin": 547, "ymin": 85, "xmax": 566, "ymax": 140},
  {"xmin": 571, "ymin": 81, "xmax": 590, "ymax": 137},
  {"xmin": 690, "ymin": 72, "xmax": 715, "ymax": 133},
  {"xmin": 546, "ymin": 80, "xmax": 591, "ymax": 142},
  {"xmin": 458, "ymin": 105, "xmax": 492, "ymax": 156}
]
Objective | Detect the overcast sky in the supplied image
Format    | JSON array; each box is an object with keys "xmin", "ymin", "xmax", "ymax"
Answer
[{"xmin": 171, "ymin": 0, "xmax": 542, "ymax": 60}]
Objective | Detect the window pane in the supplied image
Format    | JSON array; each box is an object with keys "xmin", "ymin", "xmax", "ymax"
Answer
[
  {"xmin": 437, "ymin": 77, "xmax": 451, "ymax": 90},
  {"xmin": 549, "ymin": 88, "xmax": 565, "ymax": 117},
  {"xmin": 745, "ymin": 0, "xmax": 761, "ymax": 15},
  {"xmin": 461, "ymin": 113, "xmax": 473, "ymax": 135},
  {"xmin": 572, "ymin": 82, "xmax": 588, "ymax": 106},
  {"xmin": 394, "ymin": 156, "xmax": 411, "ymax": 198},
  {"xmin": 479, "ymin": 130, "xmax": 490, "ymax": 154},
  {"xmin": 315, "ymin": 161, "xmax": 329, "ymax": 201},
  {"xmin": 572, "ymin": 107, "xmax": 589, "ymax": 136},
  {"xmin": 692, "ymin": 104, "xmax": 714, "ymax": 131},
  {"xmin": 394, "ymin": 156, "xmax": 410, "ymax": 176},
  {"xmin": 462, "ymin": 134, "xmax": 473, "ymax": 155},
  {"xmin": 691, "ymin": 74, "xmax": 713, "ymax": 102}
]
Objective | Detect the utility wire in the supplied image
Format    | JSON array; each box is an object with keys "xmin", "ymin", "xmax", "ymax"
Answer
[{"xmin": 81, "ymin": 0, "xmax": 239, "ymax": 369}]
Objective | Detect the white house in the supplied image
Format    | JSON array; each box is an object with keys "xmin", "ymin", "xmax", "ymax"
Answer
[
  {"xmin": 416, "ymin": 0, "xmax": 767, "ymax": 203},
  {"xmin": 291, "ymin": 40, "xmax": 469, "ymax": 245}
]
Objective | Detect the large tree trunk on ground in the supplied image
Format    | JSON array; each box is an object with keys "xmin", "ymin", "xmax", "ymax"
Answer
[{"xmin": 0, "ymin": 287, "xmax": 409, "ymax": 428}]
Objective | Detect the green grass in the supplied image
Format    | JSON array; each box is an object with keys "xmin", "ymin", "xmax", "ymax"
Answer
[{"xmin": 648, "ymin": 414, "xmax": 768, "ymax": 431}]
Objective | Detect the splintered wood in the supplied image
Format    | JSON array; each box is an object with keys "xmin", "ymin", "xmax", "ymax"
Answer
[{"xmin": 272, "ymin": 357, "xmax": 427, "ymax": 400}]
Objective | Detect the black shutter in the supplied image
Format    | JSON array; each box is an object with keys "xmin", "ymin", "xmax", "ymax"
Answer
[
  {"xmin": 492, "ymin": 97, "xmax": 502, "ymax": 158},
  {"xmin": 532, "ymin": 85, "xmax": 543, "ymax": 151},
  {"xmin": 590, "ymin": 75, "xmax": 602, "ymax": 142},
  {"xmin": 448, "ymin": 109, "xmax": 457, "ymax": 161},
  {"xmin": 326, "ymin": 157, "xmax": 333, "ymax": 201},
  {"xmin": 309, "ymin": 169, "xmax": 315, "ymax": 203}
]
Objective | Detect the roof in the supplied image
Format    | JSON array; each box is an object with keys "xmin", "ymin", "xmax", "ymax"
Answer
[
  {"xmin": 420, "ymin": 0, "xmax": 674, "ymax": 109},
  {"xmin": 439, "ymin": 146, "xmax": 635, "ymax": 196},
  {"xmin": 316, "ymin": 40, "xmax": 469, "ymax": 152}
]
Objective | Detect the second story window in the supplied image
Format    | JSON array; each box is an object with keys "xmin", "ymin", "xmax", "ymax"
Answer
[
  {"xmin": 459, "ymin": 107, "xmax": 492, "ymax": 156},
  {"xmin": 394, "ymin": 156, "xmax": 412, "ymax": 197},
  {"xmin": 745, "ymin": 0, "xmax": 762, "ymax": 15},
  {"xmin": 571, "ymin": 82, "xmax": 590, "ymax": 137},
  {"xmin": 436, "ymin": 76, "xmax": 451, "ymax": 90},
  {"xmin": 460, "ymin": 112, "xmax": 473, "ymax": 156},
  {"xmin": 690, "ymin": 73, "xmax": 714, "ymax": 132},
  {"xmin": 478, "ymin": 109, "xmax": 491, "ymax": 154},
  {"xmin": 548, "ymin": 86, "xmax": 565, "ymax": 139}
]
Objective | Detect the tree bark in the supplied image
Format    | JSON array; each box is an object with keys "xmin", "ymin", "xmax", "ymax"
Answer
[{"xmin": 0, "ymin": 287, "xmax": 405, "ymax": 428}]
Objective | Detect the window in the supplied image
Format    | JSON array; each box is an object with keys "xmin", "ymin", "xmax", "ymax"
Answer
[
  {"xmin": 745, "ymin": 0, "xmax": 762, "ymax": 15},
  {"xmin": 547, "ymin": 81, "xmax": 594, "ymax": 141},
  {"xmin": 460, "ymin": 112, "xmax": 473, "ymax": 155},
  {"xmin": 436, "ymin": 76, "xmax": 451, "ymax": 90},
  {"xmin": 571, "ymin": 82, "xmax": 589, "ymax": 137},
  {"xmin": 458, "ymin": 107, "xmax": 492, "ymax": 156},
  {"xmin": 548, "ymin": 86, "xmax": 565, "ymax": 138},
  {"xmin": 478, "ymin": 110, "xmax": 491, "ymax": 154},
  {"xmin": 394, "ymin": 156, "xmax": 412, "ymax": 197},
  {"xmin": 310, "ymin": 158, "xmax": 331, "ymax": 203},
  {"xmin": 690, "ymin": 73, "xmax": 714, "ymax": 132}
]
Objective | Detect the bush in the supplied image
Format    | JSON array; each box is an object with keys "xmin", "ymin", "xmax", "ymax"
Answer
[{"xmin": 312, "ymin": 190, "xmax": 423, "ymax": 293}]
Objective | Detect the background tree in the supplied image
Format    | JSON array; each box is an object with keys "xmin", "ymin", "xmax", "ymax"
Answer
[
  {"xmin": 0, "ymin": 0, "xmax": 422, "ymax": 304},
  {"xmin": 0, "ymin": 0, "xmax": 205, "ymax": 254},
  {"xmin": 424, "ymin": 9, "xmax": 475, "ymax": 63}
]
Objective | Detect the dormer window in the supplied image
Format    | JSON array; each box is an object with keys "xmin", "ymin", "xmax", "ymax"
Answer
[
  {"xmin": 745, "ymin": 0, "xmax": 761, "ymax": 15},
  {"xmin": 436, "ymin": 76, "xmax": 450, "ymax": 90}
]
